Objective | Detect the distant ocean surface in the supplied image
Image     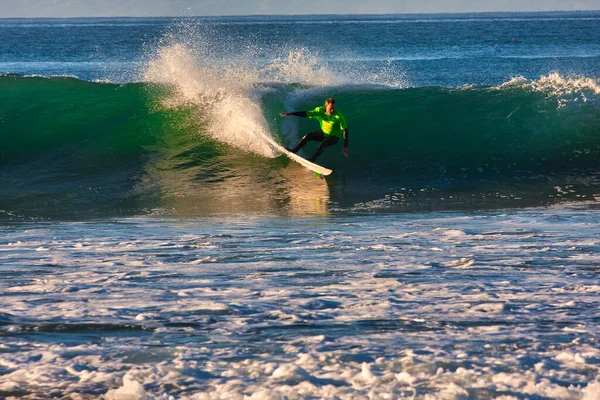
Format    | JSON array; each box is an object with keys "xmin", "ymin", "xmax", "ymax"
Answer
[{"xmin": 1, "ymin": 13, "xmax": 599, "ymax": 399}]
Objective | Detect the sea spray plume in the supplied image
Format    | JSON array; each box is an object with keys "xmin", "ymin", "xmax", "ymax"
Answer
[
  {"xmin": 264, "ymin": 48, "xmax": 338, "ymax": 86},
  {"xmin": 141, "ymin": 19, "xmax": 411, "ymax": 159},
  {"xmin": 264, "ymin": 48, "xmax": 409, "ymax": 88},
  {"xmin": 142, "ymin": 31, "xmax": 280, "ymax": 158},
  {"xmin": 356, "ymin": 59, "xmax": 410, "ymax": 89}
]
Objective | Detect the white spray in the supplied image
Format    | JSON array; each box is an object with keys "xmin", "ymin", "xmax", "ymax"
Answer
[
  {"xmin": 498, "ymin": 72, "xmax": 600, "ymax": 108},
  {"xmin": 143, "ymin": 42, "xmax": 281, "ymax": 157},
  {"xmin": 142, "ymin": 22, "xmax": 408, "ymax": 158}
]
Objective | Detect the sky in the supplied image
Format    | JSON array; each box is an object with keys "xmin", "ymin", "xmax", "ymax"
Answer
[{"xmin": 1, "ymin": 0, "xmax": 600, "ymax": 18}]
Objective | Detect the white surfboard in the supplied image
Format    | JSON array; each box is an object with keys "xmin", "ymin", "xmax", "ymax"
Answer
[{"xmin": 273, "ymin": 143, "xmax": 333, "ymax": 176}]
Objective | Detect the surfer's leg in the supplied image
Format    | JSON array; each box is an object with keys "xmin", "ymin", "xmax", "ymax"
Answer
[
  {"xmin": 309, "ymin": 136, "xmax": 339, "ymax": 162},
  {"xmin": 288, "ymin": 130, "xmax": 324, "ymax": 153}
]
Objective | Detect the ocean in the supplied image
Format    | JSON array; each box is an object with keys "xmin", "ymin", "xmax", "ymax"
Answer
[{"xmin": 1, "ymin": 12, "xmax": 599, "ymax": 399}]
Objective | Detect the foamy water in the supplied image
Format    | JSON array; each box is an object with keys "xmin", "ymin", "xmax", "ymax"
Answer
[
  {"xmin": 497, "ymin": 73, "xmax": 600, "ymax": 107},
  {"xmin": 1, "ymin": 206, "xmax": 599, "ymax": 399}
]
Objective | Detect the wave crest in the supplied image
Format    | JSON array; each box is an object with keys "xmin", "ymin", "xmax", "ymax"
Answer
[{"xmin": 498, "ymin": 72, "xmax": 600, "ymax": 107}]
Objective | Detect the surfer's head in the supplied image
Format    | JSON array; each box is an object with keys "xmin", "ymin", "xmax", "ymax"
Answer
[{"xmin": 324, "ymin": 97, "xmax": 335, "ymax": 115}]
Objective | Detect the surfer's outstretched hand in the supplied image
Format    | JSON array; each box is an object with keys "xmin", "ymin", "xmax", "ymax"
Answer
[
  {"xmin": 342, "ymin": 147, "xmax": 349, "ymax": 158},
  {"xmin": 280, "ymin": 112, "xmax": 290, "ymax": 117}
]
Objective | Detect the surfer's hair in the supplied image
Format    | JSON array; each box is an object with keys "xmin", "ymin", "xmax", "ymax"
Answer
[{"xmin": 324, "ymin": 97, "xmax": 335, "ymax": 105}]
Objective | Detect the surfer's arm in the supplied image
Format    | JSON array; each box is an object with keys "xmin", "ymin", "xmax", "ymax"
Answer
[
  {"xmin": 342, "ymin": 129, "xmax": 349, "ymax": 157},
  {"xmin": 279, "ymin": 111, "xmax": 308, "ymax": 117}
]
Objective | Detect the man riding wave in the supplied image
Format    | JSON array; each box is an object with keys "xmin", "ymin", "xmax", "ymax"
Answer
[{"xmin": 280, "ymin": 97, "xmax": 348, "ymax": 162}]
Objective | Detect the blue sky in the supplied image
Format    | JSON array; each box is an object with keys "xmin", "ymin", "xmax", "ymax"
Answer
[{"xmin": 1, "ymin": 0, "xmax": 600, "ymax": 18}]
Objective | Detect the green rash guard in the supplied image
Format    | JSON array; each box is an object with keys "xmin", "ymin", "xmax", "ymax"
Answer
[{"xmin": 306, "ymin": 106, "xmax": 347, "ymax": 138}]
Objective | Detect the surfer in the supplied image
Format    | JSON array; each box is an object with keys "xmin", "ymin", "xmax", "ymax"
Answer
[{"xmin": 280, "ymin": 97, "xmax": 348, "ymax": 162}]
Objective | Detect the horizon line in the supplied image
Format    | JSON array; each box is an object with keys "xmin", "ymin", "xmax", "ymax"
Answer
[{"xmin": 2, "ymin": 9, "xmax": 600, "ymax": 20}]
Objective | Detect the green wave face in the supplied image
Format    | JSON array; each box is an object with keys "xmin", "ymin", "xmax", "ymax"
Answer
[
  {"xmin": 1, "ymin": 75, "xmax": 162, "ymax": 162},
  {"xmin": 0, "ymin": 75, "xmax": 213, "ymax": 218},
  {"xmin": 301, "ymin": 85, "xmax": 600, "ymax": 175},
  {"xmin": 2, "ymin": 75, "xmax": 600, "ymax": 219}
]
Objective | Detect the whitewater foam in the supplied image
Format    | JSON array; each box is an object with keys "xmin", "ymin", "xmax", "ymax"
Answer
[{"xmin": 498, "ymin": 72, "xmax": 600, "ymax": 107}]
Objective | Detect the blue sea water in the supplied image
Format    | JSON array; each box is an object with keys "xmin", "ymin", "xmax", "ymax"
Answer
[{"xmin": 1, "ymin": 13, "xmax": 600, "ymax": 399}]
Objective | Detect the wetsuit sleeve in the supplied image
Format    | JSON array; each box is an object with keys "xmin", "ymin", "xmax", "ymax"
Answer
[
  {"xmin": 288, "ymin": 111, "xmax": 307, "ymax": 117},
  {"xmin": 343, "ymin": 129, "xmax": 348, "ymax": 147}
]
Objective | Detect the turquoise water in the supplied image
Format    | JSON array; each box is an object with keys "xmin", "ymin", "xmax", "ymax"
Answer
[{"xmin": 1, "ymin": 13, "xmax": 600, "ymax": 399}]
